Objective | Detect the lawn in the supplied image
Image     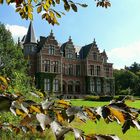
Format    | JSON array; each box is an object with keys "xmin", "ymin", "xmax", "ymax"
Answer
[{"xmin": 68, "ymin": 99, "xmax": 140, "ymax": 140}]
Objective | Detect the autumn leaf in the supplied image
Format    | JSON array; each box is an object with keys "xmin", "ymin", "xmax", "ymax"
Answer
[{"xmin": 37, "ymin": 5, "xmax": 42, "ymax": 13}]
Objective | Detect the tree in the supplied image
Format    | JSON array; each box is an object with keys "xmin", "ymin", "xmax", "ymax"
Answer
[
  {"xmin": 0, "ymin": 0, "xmax": 111, "ymax": 25},
  {"xmin": 125, "ymin": 62, "xmax": 140, "ymax": 74},
  {"xmin": 113, "ymin": 69, "xmax": 139, "ymax": 95},
  {"xmin": 0, "ymin": 23, "xmax": 30, "ymax": 93}
]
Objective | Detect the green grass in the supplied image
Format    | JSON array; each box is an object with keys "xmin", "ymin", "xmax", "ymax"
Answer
[{"xmin": 69, "ymin": 99, "xmax": 140, "ymax": 140}]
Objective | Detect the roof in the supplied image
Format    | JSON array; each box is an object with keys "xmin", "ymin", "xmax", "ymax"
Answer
[
  {"xmin": 79, "ymin": 39, "xmax": 99, "ymax": 59},
  {"xmin": 79, "ymin": 43, "xmax": 92, "ymax": 59},
  {"xmin": 24, "ymin": 22, "xmax": 36, "ymax": 44}
]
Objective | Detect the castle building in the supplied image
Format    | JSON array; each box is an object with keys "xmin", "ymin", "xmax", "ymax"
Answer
[{"xmin": 22, "ymin": 22, "xmax": 115, "ymax": 98}]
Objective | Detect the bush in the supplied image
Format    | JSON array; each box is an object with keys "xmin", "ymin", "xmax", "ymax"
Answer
[{"xmin": 84, "ymin": 95, "xmax": 113, "ymax": 101}]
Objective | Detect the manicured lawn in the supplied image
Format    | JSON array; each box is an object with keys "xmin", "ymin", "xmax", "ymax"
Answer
[{"xmin": 68, "ymin": 99, "xmax": 140, "ymax": 140}]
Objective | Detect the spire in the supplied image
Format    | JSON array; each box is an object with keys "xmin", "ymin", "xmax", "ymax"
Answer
[
  {"xmin": 93, "ymin": 38, "xmax": 96, "ymax": 45},
  {"xmin": 24, "ymin": 21, "xmax": 36, "ymax": 44},
  {"xmin": 68, "ymin": 36, "xmax": 72, "ymax": 42},
  {"xmin": 50, "ymin": 29, "xmax": 53, "ymax": 36}
]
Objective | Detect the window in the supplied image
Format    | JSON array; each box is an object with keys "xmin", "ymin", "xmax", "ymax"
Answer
[
  {"xmin": 90, "ymin": 79, "xmax": 94, "ymax": 92},
  {"xmin": 68, "ymin": 81, "xmax": 73, "ymax": 93},
  {"xmin": 97, "ymin": 66, "xmax": 101, "ymax": 76},
  {"xmin": 67, "ymin": 53, "xmax": 73, "ymax": 59},
  {"xmin": 44, "ymin": 79, "xmax": 50, "ymax": 91},
  {"xmin": 93, "ymin": 52, "xmax": 97, "ymax": 60},
  {"xmin": 62, "ymin": 64, "xmax": 65, "ymax": 74},
  {"xmin": 76, "ymin": 65, "xmax": 80, "ymax": 76},
  {"xmin": 90, "ymin": 65, "xmax": 94, "ymax": 75},
  {"xmin": 75, "ymin": 81, "xmax": 80, "ymax": 92},
  {"xmin": 67, "ymin": 49, "xmax": 73, "ymax": 59},
  {"xmin": 53, "ymin": 79, "xmax": 59, "ymax": 91},
  {"xmin": 97, "ymin": 79, "xmax": 101, "ymax": 93},
  {"xmin": 53, "ymin": 61, "xmax": 59, "ymax": 73},
  {"xmin": 68, "ymin": 64, "xmax": 73, "ymax": 75},
  {"xmin": 48, "ymin": 45, "xmax": 55, "ymax": 55},
  {"xmin": 106, "ymin": 67, "xmax": 109, "ymax": 77},
  {"xmin": 45, "ymin": 60, "xmax": 50, "ymax": 72},
  {"xmin": 106, "ymin": 82, "xmax": 110, "ymax": 93}
]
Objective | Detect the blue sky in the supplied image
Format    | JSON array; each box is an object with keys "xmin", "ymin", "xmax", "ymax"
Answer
[{"xmin": 0, "ymin": 0, "xmax": 140, "ymax": 69}]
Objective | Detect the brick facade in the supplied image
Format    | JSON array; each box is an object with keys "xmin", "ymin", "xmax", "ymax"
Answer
[{"xmin": 22, "ymin": 22, "xmax": 115, "ymax": 98}]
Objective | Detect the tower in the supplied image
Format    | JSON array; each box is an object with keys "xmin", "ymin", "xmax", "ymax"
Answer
[{"xmin": 23, "ymin": 22, "xmax": 38, "ymax": 77}]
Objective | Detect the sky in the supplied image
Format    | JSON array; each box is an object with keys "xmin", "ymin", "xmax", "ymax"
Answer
[{"xmin": 0, "ymin": 0, "xmax": 140, "ymax": 69}]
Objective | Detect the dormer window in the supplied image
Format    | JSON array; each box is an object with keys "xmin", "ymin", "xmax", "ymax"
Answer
[
  {"xmin": 48, "ymin": 45, "xmax": 55, "ymax": 55},
  {"xmin": 66, "ymin": 49, "xmax": 73, "ymax": 59}
]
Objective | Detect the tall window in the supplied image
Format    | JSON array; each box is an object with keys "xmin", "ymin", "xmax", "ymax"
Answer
[
  {"xmin": 76, "ymin": 65, "xmax": 80, "ymax": 76},
  {"xmin": 90, "ymin": 79, "xmax": 94, "ymax": 92},
  {"xmin": 97, "ymin": 66, "xmax": 100, "ymax": 76},
  {"xmin": 75, "ymin": 81, "xmax": 80, "ymax": 92},
  {"xmin": 48, "ymin": 45, "xmax": 55, "ymax": 55},
  {"xmin": 45, "ymin": 60, "xmax": 50, "ymax": 72},
  {"xmin": 106, "ymin": 82, "xmax": 110, "ymax": 93},
  {"xmin": 44, "ymin": 79, "xmax": 50, "ymax": 91},
  {"xmin": 53, "ymin": 61, "xmax": 59, "ymax": 73},
  {"xmin": 93, "ymin": 52, "xmax": 97, "ymax": 60},
  {"xmin": 62, "ymin": 64, "xmax": 65, "ymax": 74},
  {"xmin": 90, "ymin": 65, "xmax": 94, "ymax": 75},
  {"xmin": 53, "ymin": 79, "xmax": 59, "ymax": 91},
  {"xmin": 68, "ymin": 81, "xmax": 73, "ymax": 93},
  {"xmin": 68, "ymin": 64, "xmax": 73, "ymax": 75},
  {"xmin": 97, "ymin": 79, "xmax": 101, "ymax": 93}
]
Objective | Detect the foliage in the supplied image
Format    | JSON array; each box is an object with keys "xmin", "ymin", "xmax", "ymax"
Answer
[
  {"xmin": 0, "ymin": 23, "xmax": 31, "ymax": 94},
  {"xmin": 0, "ymin": 76, "xmax": 140, "ymax": 140},
  {"xmin": 0, "ymin": 0, "xmax": 111, "ymax": 25},
  {"xmin": 84, "ymin": 95, "xmax": 113, "ymax": 101},
  {"xmin": 125, "ymin": 62, "xmax": 140, "ymax": 74},
  {"xmin": 113, "ymin": 69, "xmax": 139, "ymax": 95}
]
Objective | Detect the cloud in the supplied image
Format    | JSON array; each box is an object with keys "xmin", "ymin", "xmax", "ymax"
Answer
[
  {"xmin": 107, "ymin": 40, "xmax": 140, "ymax": 69},
  {"xmin": 6, "ymin": 24, "xmax": 27, "ymax": 42}
]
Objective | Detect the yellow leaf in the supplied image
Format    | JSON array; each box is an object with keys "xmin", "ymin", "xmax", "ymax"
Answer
[
  {"xmin": 30, "ymin": 105, "xmax": 41, "ymax": 113},
  {"xmin": 109, "ymin": 107, "xmax": 125, "ymax": 123},
  {"xmin": 28, "ymin": 12, "xmax": 33, "ymax": 20},
  {"xmin": 49, "ymin": 11, "xmax": 54, "ymax": 19},
  {"xmin": 0, "ymin": 0, "xmax": 3, "ymax": 4},
  {"xmin": 37, "ymin": 5, "xmax": 42, "ymax": 13},
  {"xmin": 16, "ymin": 109, "xmax": 27, "ymax": 118},
  {"xmin": 55, "ymin": 111, "xmax": 65, "ymax": 123},
  {"xmin": 57, "ymin": 100, "xmax": 70, "ymax": 108},
  {"xmin": 0, "ymin": 76, "xmax": 8, "ymax": 87}
]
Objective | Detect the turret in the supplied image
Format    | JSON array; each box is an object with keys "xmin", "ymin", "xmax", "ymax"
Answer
[{"xmin": 23, "ymin": 21, "xmax": 37, "ymax": 56}]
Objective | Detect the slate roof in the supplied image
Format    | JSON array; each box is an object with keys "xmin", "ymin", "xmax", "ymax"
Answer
[{"xmin": 24, "ymin": 22, "xmax": 36, "ymax": 44}]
